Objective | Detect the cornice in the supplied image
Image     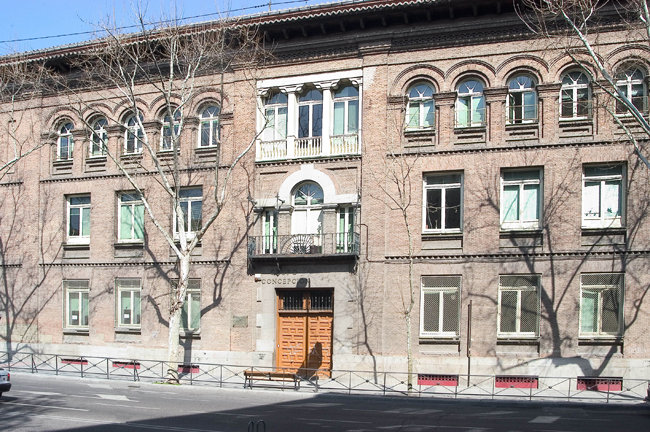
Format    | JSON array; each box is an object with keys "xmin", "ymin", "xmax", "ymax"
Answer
[
  {"xmin": 384, "ymin": 249, "xmax": 650, "ymax": 262},
  {"xmin": 40, "ymin": 259, "xmax": 230, "ymax": 267}
]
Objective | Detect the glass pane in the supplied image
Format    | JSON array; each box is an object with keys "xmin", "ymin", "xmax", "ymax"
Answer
[
  {"xmin": 408, "ymin": 103, "xmax": 419, "ymax": 129},
  {"xmin": 583, "ymin": 181, "xmax": 601, "ymax": 218},
  {"xmin": 500, "ymin": 291, "xmax": 518, "ymax": 333},
  {"xmin": 298, "ymin": 105, "xmax": 309, "ymax": 138},
  {"xmin": 69, "ymin": 208, "xmax": 80, "ymax": 236},
  {"xmin": 69, "ymin": 294, "xmax": 79, "ymax": 326},
  {"xmin": 264, "ymin": 109, "xmax": 275, "ymax": 141},
  {"xmin": 422, "ymin": 291, "xmax": 440, "ymax": 332},
  {"xmin": 457, "ymin": 97, "xmax": 469, "ymax": 126},
  {"xmin": 134, "ymin": 204, "xmax": 144, "ymax": 240},
  {"xmin": 212, "ymin": 121, "xmax": 219, "ymax": 145},
  {"xmin": 561, "ymin": 89, "xmax": 573, "ymax": 117},
  {"xmin": 520, "ymin": 290, "xmax": 538, "ymax": 333},
  {"xmin": 334, "ymin": 85, "xmax": 358, "ymax": 98},
  {"xmin": 601, "ymin": 289, "xmax": 620, "ymax": 333},
  {"xmin": 277, "ymin": 107, "xmax": 287, "ymax": 138},
  {"xmin": 81, "ymin": 292, "xmax": 89, "ymax": 326},
  {"xmin": 312, "ymin": 103, "xmax": 323, "ymax": 137},
  {"xmin": 442, "ymin": 291, "xmax": 459, "ymax": 333},
  {"xmin": 181, "ymin": 301, "xmax": 189, "ymax": 329},
  {"xmin": 191, "ymin": 201, "xmax": 202, "ymax": 232},
  {"xmin": 581, "ymin": 290, "xmax": 599, "ymax": 333},
  {"xmin": 426, "ymin": 189, "xmax": 442, "ymax": 230},
  {"xmin": 523, "ymin": 92, "xmax": 536, "ymax": 119},
  {"xmin": 603, "ymin": 180, "xmax": 621, "ymax": 218},
  {"xmin": 445, "ymin": 187, "xmax": 461, "ymax": 229},
  {"xmin": 503, "ymin": 185, "xmax": 520, "ymax": 222},
  {"xmin": 133, "ymin": 291, "xmax": 141, "ymax": 325},
  {"xmin": 577, "ymin": 88, "xmax": 589, "ymax": 116},
  {"xmin": 81, "ymin": 207, "xmax": 90, "ymax": 237},
  {"xmin": 333, "ymin": 102, "xmax": 344, "ymax": 135},
  {"xmin": 201, "ymin": 122, "xmax": 210, "ymax": 146},
  {"xmin": 472, "ymin": 96, "xmax": 485, "ymax": 124},
  {"xmin": 191, "ymin": 293, "xmax": 201, "ymax": 329},
  {"xmin": 521, "ymin": 184, "xmax": 539, "ymax": 221},
  {"xmin": 70, "ymin": 196, "xmax": 90, "ymax": 205},
  {"xmin": 180, "ymin": 188, "xmax": 202, "ymax": 198},
  {"xmin": 348, "ymin": 99, "xmax": 359, "ymax": 133},
  {"xmin": 423, "ymin": 100, "xmax": 434, "ymax": 127},
  {"xmin": 180, "ymin": 201, "xmax": 188, "ymax": 232},
  {"xmin": 120, "ymin": 205, "xmax": 133, "ymax": 240},
  {"xmin": 121, "ymin": 291, "xmax": 132, "ymax": 325}
]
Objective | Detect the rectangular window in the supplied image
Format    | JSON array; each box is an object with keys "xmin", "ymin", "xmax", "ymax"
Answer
[
  {"xmin": 262, "ymin": 209, "xmax": 278, "ymax": 254},
  {"xmin": 116, "ymin": 278, "xmax": 141, "ymax": 328},
  {"xmin": 118, "ymin": 192, "xmax": 144, "ymax": 242},
  {"xmin": 172, "ymin": 279, "xmax": 201, "ymax": 331},
  {"xmin": 337, "ymin": 206, "xmax": 356, "ymax": 253},
  {"xmin": 423, "ymin": 173, "xmax": 462, "ymax": 232},
  {"xmin": 500, "ymin": 169, "xmax": 542, "ymax": 230},
  {"xmin": 175, "ymin": 188, "xmax": 203, "ymax": 235},
  {"xmin": 498, "ymin": 275, "xmax": 540, "ymax": 338},
  {"xmin": 64, "ymin": 280, "xmax": 89, "ymax": 329},
  {"xmin": 582, "ymin": 165, "xmax": 624, "ymax": 228},
  {"xmin": 67, "ymin": 195, "xmax": 91, "ymax": 244},
  {"xmin": 580, "ymin": 273, "xmax": 623, "ymax": 337},
  {"xmin": 420, "ymin": 276, "xmax": 461, "ymax": 337}
]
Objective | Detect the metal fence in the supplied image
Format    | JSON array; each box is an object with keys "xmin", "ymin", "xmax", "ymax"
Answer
[{"xmin": 1, "ymin": 351, "xmax": 647, "ymax": 403}]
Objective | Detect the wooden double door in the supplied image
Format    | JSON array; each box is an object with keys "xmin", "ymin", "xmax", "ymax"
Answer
[{"xmin": 276, "ymin": 290, "xmax": 333, "ymax": 377}]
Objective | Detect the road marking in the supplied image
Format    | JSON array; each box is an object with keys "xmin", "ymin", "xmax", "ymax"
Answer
[
  {"xmin": 296, "ymin": 417, "xmax": 372, "ymax": 424},
  {"xmin": 124, "ymin": 423, "xmax": 227, "ymax": 432},
  {"xmin": 97, "ymin": 393, "xmax": 132, "ymax": 401},
  {"xmin": 0, "ymin": 401, "xmax": 89, "ymax": 411},
  {"xmin": 87, "ymin": 383, "xmax": 112, "ymax": 389},
  {"xmin": 18, "ymin": 390, "xmax": 62, "ymax": 396},
  {"xmin": 530, "ymin": 416, "xmax": 560, "ymax": 424},
  {"xmin": 95, "ymin": 402, "xmax": 159, "ymax": 409},
  {"xmin": 193, "ymin": 411, "xmax": 257, "ymax": 417}
]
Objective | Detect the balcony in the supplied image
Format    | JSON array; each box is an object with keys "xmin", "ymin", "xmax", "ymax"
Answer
[
  {"xmin": 257, "ymin": 134, "xmax": 360, "ymax": 162},
  {"xmin": 248, "ymin": 232, "xmax": 360, "ymax": 259}
]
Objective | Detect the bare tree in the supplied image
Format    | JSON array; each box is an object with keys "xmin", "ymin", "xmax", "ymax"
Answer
[
  {"xmin": 517, "ymin": 0, "xmax": 650, "ymax": 166},
  {"xmin": 36, "ymin": 12, "xmax": 269, "ymax": 382}
]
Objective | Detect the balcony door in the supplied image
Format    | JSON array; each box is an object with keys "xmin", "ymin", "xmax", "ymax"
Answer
[{"xmin": 291, "ymin": 183, "xmax": 323, "ymax": 253}]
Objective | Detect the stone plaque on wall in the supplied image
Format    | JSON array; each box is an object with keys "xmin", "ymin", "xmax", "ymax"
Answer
[{"xmin": 232, "ymin": 315, "xmax": 248, "ymax": 328}]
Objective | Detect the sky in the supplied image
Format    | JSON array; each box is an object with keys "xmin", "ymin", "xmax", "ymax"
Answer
[{"xmin": 0, "ymin": 0, "xmax": 330, "ymax": 56}]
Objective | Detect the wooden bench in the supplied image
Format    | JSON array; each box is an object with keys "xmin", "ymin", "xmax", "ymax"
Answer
[{"xmin": 244, "ymin": 370, "xmax": 301, "ymax": 390}]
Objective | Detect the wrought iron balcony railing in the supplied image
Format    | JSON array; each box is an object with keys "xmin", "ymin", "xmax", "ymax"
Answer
[{"xmin": 248, "ymin": 232, "xmax": 360, "ymax": 257}]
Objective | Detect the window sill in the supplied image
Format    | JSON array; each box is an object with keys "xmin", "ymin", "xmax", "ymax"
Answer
[
  {"xmin": 180, "ymin": 330, "xmax": 201, "ymax": 339},
  {"xmin": 114, "ymin": 241, "xmax": 144, "ymax": 248},
  {"xmin": 421, "ymin": 232, "xmax": 463, "ymax": 251},
  {"xmin": 578, "ymin": 336, "xmax": 623, "ymax": 345},
  {"xmin": 63, "ymin": 243, "xmax": 90, "ymax": 250},
  {"xmin": 505, "ymin": 120, "xmax": 539, "ymax": 127},
  {"xmin": 422, "ymin": 231, "xmax": 463, "ymax": 239},
  {"xmin": 559, "ymin": 117, "xmax": 592, "ymax": 123},
  {"xmin": 53, "ymin": 159, "xmax": 74, "ymax": 165},
  {"xmin": 115, "ymin": 327, "xmax": 141, "ymax": 334},
  {"xmin": 497, "ymin": 337, "xmax": 540, "ymax": 345},
  {"xmin": 63, "ymin": 328, "xmax": 89, "ymax": 335},
  {"xmin": 86, "ymin": 155, "xmax": 107, "ymax": 160},
  {"xmin": 454, "ymin": 125, "xmax": 486, "ymax": 132},
  {"xmin": 404, "ymin": 128, "xmax": 435, "ymax": 137},
  {"xmin": 419, "ymin": 337, "xmax": 460, "ymax": 345},
  {"xmin": 499, "ymin": 227, "xmax": 542, "ymax": 233}
]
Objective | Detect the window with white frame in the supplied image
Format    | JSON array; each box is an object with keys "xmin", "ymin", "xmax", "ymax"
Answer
[
  {"xmin": 332, "ymin": 85, "xmax": 359, "ymax": 137},
  {"xmin": 580, "ymin": 273, "xmax": 623, "ymax": 337},
  {"xmin": 175, "ymin": 188, "xmax": 203, "ymax": 235},
  {"xmin": 561, "ymin": 70, "xmax": 591, "ymax": 119},
  {"xmin": 420, "ymin": 276, "xmax": 461, "ymax": 337},
  {"xmin": 616, "ymin": 67, "xmax": 646, "ymax": 114},
  {"xmin": 199, "ymin": 105, "xmax": 220, "ymax": 147},
  {"xmin": 172, "ymin": 279, "xmax": 201, "ymax": 331},
  {"xmin": 501, "ymin": 169, "xmax": 542, "ymax": 230},
  {"xmin": 124, "ymin": 114, "xmax": 144, "ymax": 154},
  {"xmin": 423, "ymin": 173, "xmax": 462, "ymax": 232},
  {"xmin": 116, "ymin": 278, "xmax": 141, "ymax": 328},
  {"xmin": 298, "ymin": 88, "xmax": 323, "ymax": 139},
  {"xmin": 337, "ymin": 206, "xmax": 356, "ymax": 253},
  {"xmin": 161, "ymin": 110, "xmax": 181, "ymax": 151},
  {"xmin": 498, "ymin": 275, "xmax": 540, "ymax": 338},
  {"xmin": 64, "ymin": 280, "xmax": 89, "ymax": 329},
  {"xmin": 90, "ymin": 118, "xmax": 107, "ymax": 157},
  {"xmin": 67, "ymin": 195, "xmax": 90, "ymax": 244},
  {"xmin": 582, "ymin": 165, "xmax": 624, "ymax": 228},
  {"xmin": 507, "ymin": 75, "xmax": 537, "ymax": 123},
  {"xmin": 57, "ymin": 122, "xmax": 74, "ymax": 160},
  {"xmin": 118, "ymin": 192, "xmax": 144, "ymax": 242},
  {"xmin": 456, "ymin": 79, "xmax": 485, "ymax": 127},
  {"xmin": 406, "ymin": 82, "xmax": 435, "ymax": 130},
  {"xmin": 262, "ymin": 209, "xmax": 278, "ymax": 254},
  {"xmin": 263, "ymin": 91, "xmax": 288, "ymax": 143}
]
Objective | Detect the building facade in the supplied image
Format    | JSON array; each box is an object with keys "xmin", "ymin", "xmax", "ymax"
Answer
[{"xmin": 2, "ymin": 0, "xmax": 650, "ymax": 381}]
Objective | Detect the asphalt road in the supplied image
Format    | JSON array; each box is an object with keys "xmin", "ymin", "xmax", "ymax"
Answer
[{"xmin": 0, "ymin": 373, "xmax": 649, "ymax": 431}]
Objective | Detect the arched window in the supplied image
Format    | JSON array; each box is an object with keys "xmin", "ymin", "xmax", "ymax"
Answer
[
  {"xmin": 57, "ymin": 122, "xmax": 74, "ymax": 160},
  {"xmin": 507, "ymin": 75, "xmax": 537, "ymax": 123},
  {"xmin": 298, "ymin": 88, "xmax": 323, "ymax": 139},
  {"xmin": 456, "ymin": 79, "xmax": 485, "ymax": 127},
  {"xmin": 616, "ymin": 67, "xmax": 646, "ymax": 114},
  {"xmin": 293, "ymin": 182, "xmax": 324, "ymax": 206},
  {"xmin": 90, "ymin": 118, "xmax": 108, "ymax": 157},
  {"xmin": 263, "ymin": 91, "xmax": 287, "ymax": 142},
  {"xmin": 199, "ymin": 105, "xmax": 220, "ymax": 147},
  {"xmin": 561, "ymin": 70, "xmax": 590, "ymax": 118},
  {"xmin": 124, "ymin": 114, "xmax": 144, "ymax": 154},
  {"xmin": 406, "ymin": 82, "xmax": 434, "ymax": 130},
  {"xmin": 333, "ymin": 84, "xmax": 359, "ymax": 136},
  {"xmin": 161, "ymin": 109, "xmax": 181, "ymax": 150}
]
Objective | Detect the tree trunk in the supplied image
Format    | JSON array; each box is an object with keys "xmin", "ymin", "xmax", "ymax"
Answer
[{"xmin": 166, "ymin": 252, "xmax": 190, "ymax": 383}]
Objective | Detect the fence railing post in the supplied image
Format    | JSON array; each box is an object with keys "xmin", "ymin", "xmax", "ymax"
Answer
[
  {"xmin": 219, "ymin": 364, "xmax": 223, "ymax": 388},
  {"xmin": 81, "ymin": 358, "xmax": 84, "ymax": 379},
  {"xmin": 31, "ymin": 353, "xmax": 35, "ymax": 374},
  {"xmin": 106, "ymin": 358, "xmax": 110, "ymax": 380},
  {"xmin": 55, "ymin": 355, "xmax": 58, "ymax": 376},
  {"xmin": 383, "ymin": 372, "xmax": 386, "ymax": 396},
  {"xmin": 567, "ymin": 378, "xmax": 571, "ymax": 401}
]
